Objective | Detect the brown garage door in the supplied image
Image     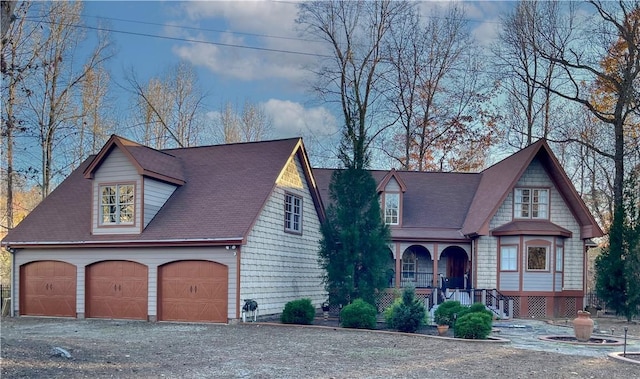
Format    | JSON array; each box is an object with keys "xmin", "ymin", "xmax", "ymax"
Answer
[
  {"xmin": 20, "ymin": 261, "xmax": 76, "ymax": 317},
  {"xmin": 158, "ymin": 260, "xmax": 228, "ymax": 323},
  {"xmin": 86, "ymin": 260, "xmax": 148, "ymax": 320}
]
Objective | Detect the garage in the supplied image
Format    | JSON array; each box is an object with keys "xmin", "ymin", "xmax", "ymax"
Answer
[
  {"xmin": 85, "ymin": 260, "xmax": 148, "ymax": 320},
  {"xmin": 158, "ymin": 260, "xmax": 228, "ymax": 323},
  {"xmin": 19, "ymin": 261, "xmax": 77, "ymax": 317}
]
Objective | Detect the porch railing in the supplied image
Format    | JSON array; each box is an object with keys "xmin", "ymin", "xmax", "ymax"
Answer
[{"xmin": 390, "ymin": 272, "xmax": 434, "ymax": 288}]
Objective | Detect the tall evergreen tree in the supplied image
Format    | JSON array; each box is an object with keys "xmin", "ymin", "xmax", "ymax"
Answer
[
  {"xmin": 319, "ymin": 168, "xmax": 390, "ymax": 307},
  {"xmin": 596, "ymin": 168, "xmax": 640, "ymax": 321}
]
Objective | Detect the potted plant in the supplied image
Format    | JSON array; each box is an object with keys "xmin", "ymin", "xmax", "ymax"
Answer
[{"xmin": 433, "ymin": 301, "xmax": 462, "ymax": 335}]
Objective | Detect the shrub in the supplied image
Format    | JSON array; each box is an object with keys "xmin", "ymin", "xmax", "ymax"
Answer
[
  {"xmin": 389, "ymin": 287, "xmax": 427, "ymax": 333},
  {"xmin": 457, "ymin": 302, "xmax": 493, "ymax": 319},
  {"xmin": 433, "ymin": 300, "xmax": 463, "ymax": 327},
  {"xmin": 340, "ymin": 298, "xmax": 377, "ymax": 329},
  {"xmin": 281, "ymin": 298, "xmax": 316, "ymax": 325},
  {"xmin": 454, "ymin": 312, "xmax": 493, "ymax": 339},
  {"xmin": 383, "ymin": 297, "xmax": 403, "ymax": 328}
]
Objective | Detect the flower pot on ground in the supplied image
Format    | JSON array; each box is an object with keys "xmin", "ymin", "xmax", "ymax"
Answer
[
  {"xmin": 437, "ymin": 324, "xmax": 449, "ymax": 336},
  {"xmin": 573, "ymin": 310, "xmax": 594, "ymax": 342}
]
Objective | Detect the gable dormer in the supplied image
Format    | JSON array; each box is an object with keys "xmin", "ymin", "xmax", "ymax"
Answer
[
  {"xmin": 83, "ymin": 135, "xmax": 185, "ymax": 235},
  {"xmin": 377, "ymin": 169, "xmax": 407, "ymax": 226}
]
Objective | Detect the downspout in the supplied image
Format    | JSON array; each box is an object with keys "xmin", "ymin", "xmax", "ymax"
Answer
[{"xmin": 9, "ymin": 246, "xmax": 15, "ymax": 317}]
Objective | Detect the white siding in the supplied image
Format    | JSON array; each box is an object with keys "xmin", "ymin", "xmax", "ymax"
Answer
[
  {"xmin": 12, "ymin": 247, "xmax": 238, "ymax": 321},
  {"xmin": 92, "ymin": 148, "xmax": 142, "ymax": 235},
  {"xmin": 143, "ymin": 178, "xmax": 177, "ymax": 227},
  {"xmin": 241, "ymin": 155, "xmax": 326, "ymax": 316},
  {"xmin": 385, "ymin": 178, "xmax": 400, "ymax": 191},
  {"xmin": 476, "ymin": 158, "xmax": 584, "ymax": 292}
]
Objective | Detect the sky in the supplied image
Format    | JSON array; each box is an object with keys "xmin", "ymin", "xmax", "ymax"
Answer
[{"xmin": 79, "ymin": 0, "xmax": 516, "ymax": 166}]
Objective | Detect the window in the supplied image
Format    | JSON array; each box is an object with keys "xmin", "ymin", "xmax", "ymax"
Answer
[
  {"xmin": 384, "ymin": 193, "xmax": 399, "ymax": 225},
  {"xmin": 514, "ymin": 188, "xmax": 548, "ymax": 219},
  {"xmin": 401, "ymin": 251, "xmax": 416, "ymax": 280},
  {"xmin": 500, "ymin": 246, "xmax": 517, "ymax": 271},
  {"xmin": 100, "ymin": 184, "xmax": 135, "ymax": 225},
  {"xmin": 556, "ymin": 246, "xmax": 563, "ymax": 272},
  {"xmin": 527, "ymin": 246, "xmax": 548, "ymax": 271},
  {"xmin": 284, "ymin": 193, "xmax": 302, "ymax": 233}
]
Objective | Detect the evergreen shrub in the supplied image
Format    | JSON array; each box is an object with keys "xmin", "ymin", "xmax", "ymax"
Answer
[
  {"xmin": 433, "ymin": 300, "xmax": 462, "ymax": 327},
  {"xmin": 454, "ymin": 312, "xmax": 493, "ymax": 339},
  {"xmin": 340, "ymin": 298, "xmax": 377, "ymax": 329},
  {"xmin": 281, "ymin": 298, "xmax": 316, "ymax": 325},
  {"xmin": 389, "ymin": 287, "xmax": 427, "ymax": 333}
]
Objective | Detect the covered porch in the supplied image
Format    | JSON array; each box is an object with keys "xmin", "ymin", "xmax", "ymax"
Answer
[{"xmin": 387, "ymin": 243, "xmax": 471, "ymax": 290}]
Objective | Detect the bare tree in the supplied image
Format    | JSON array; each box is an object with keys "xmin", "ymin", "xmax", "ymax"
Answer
[
  {"xmin": 494, "ymin": 1, "xmax": 567, "ymax": 147},
  {"xmin": 128, "ymin": 62, "xmax": 206, "ymax": 149},
  {"xmin": 217, "ymin": 100, "xmax": 272, "ymax": 144},
  {"xmin": 0, "ymin": 0, "xmax": 17, "ymax": 41},
  {"xmin": 527, "ymin": 1, "xmax": 639, "ymax": 228},
  {"xmin": 385, "ymin": 4, "xmax": 499, "ymax": 171},
  {"xmin": 20, "ymin": 1, "xmax": 112, "ymax": 198},
  {"xmin": 297, "ymin": 0, "xmax": 413, "ymax": 169}
]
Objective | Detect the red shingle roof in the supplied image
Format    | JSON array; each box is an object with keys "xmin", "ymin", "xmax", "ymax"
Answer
[{"xmin": 3, "ymin": 138, "xmax": 314, "ymax": 246}]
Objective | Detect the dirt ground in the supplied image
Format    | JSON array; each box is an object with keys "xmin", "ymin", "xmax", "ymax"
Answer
[{"xmin": 1, "ymin": 316, "xmax": 639, "ymax": 379}]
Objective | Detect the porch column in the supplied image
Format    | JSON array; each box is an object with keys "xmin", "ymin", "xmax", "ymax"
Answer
[
  {"xmin": 395, "ymin": 243, "xmax": 401, "ymax": 289},
  {"xmin": 432, "ymin": 244, "xmax": 439, "ymax": 287}
]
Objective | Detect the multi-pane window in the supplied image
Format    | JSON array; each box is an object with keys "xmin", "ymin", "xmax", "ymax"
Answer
[
  {"xmin": 500, "ymin": 246, "xmax": 517, "ymax": 271},
  {"xmin": 385, "ymin": 193, "xmax": 399, "ymax": 225},
  {"xmin": 284, "ymin": 193, "xmax": 302, "ymax": 233},
  {"xmin": 556, "ymin": 246, "xmax": 564, "ymax": 272},
  {"xmin": 514, "ymin": 188, "xmax": 548, "ymax": 219},
  {"xmin": 100, "ymin": 184, "xmax": 134, "ymax": 225},
  {"xmin": 401, "ymin": 251, "xmax": 416, "ymax": 279},
  {"xmin": 527, "ymin": 246, "xmax": 548, "ymax": 271}
]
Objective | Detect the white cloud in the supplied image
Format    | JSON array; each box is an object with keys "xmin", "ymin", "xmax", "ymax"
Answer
[
  {"xmin": 171, "ymin": 0, "xmax": 321, "ymax": 82},
  {"xmin": 262, "ymin": 99, "xmax": 338, "ymax": 139}
]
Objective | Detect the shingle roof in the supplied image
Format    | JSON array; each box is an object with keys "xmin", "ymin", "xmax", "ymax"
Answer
[
  {"xmin": 3, "ymin": 137, "xmax": 313, "ymax": 246},
  {"xmin": 314, "ymin": 139, "xmax": 603, "ymax": 241}
]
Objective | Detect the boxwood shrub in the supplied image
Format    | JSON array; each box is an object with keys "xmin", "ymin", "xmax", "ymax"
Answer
[
  {"xmin": 454, "ymin": 311, "xmax": 493, "ymax": 339},
  {"xmin": 281, "ymin": 298, "xmax": 316, "ymax": 325},
  {"xmin": 340, "ymin": 298, "xmax": 377, "ymax": 329}
]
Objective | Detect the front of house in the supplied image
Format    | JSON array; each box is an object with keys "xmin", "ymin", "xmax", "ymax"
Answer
[
  {"xmin": 2, "ymin": 136, "xmax": 327, "ymax": 322},
  {"xmin": 315, "ymin": 140, "xmax": 603, "ymax": 318},
  {"xmin": 2, "ymin": 136, "xmax": 602, "ymax": 321}
]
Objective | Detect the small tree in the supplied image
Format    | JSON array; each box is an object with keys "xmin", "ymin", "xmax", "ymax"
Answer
[
  {"xmin": 389, "ymin": 287, "xmax": 427, "ymax": 333},
  {"xmin": 318, "ymin": 168, "xmax": 390, "ymax": 307}
]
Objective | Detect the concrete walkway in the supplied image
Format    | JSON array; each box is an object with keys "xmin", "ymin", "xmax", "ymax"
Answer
[{"xmin": 492, "ymin": 319, "xmax": 640, "ymax": 358}]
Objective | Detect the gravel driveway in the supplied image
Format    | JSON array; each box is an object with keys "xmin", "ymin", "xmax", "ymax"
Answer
[{"xmin": 1, "ymin": 317, "xmax": 638, "ymax": 378}]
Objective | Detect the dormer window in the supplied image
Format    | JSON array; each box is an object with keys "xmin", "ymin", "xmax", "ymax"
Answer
[
  {"xmin": 100, "ymin": 184, "xmax": 135, "ymax": 225},
  {"xmin": 514, "ymin": 188, "xmax": 548, "ymax": 219},
  {"xmin": 384, "ymin": 193, "xmax": 399, "ymax": 225}
]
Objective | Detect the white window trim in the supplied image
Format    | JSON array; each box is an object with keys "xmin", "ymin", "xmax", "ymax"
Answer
[
  {"xmin": 556, "ymin": 245, "xmax": 564, "ymax": 272},
  {"xmin": 514, "ymin": 188, "xmax": 549, "ymax": 219},
  {"xmin": 284, "ymin": 192, "xmax": 303, "ymax": 234},
  {"xmin": 99, "ymin": 183, "xmax": 135, "ymax": 226},
  {"xmin": 500, "ymin": 246, "xmax": 517, "ymax": 271},
  {"xmin": 384, "ymin": 192, "xmax": 400, "ymax": 225}
]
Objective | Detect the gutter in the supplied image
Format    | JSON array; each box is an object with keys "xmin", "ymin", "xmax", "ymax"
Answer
[{"xmin": 2, "ymin": 237, "xmax": 245, "ymax": 249}]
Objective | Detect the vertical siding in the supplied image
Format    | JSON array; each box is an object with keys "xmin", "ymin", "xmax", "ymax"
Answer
[
  {"xmin": 242, "ymin": 155, "xmax": 326, "ymax": 316},
  {"xmin": 13, "ymin": 247, "xmax": 237, "ymax": 320},
  {"xmin": 92, "ymin": 148, "xmax": 141, "ymax": 235},
  {"xmin": 477, "ymin": 158, "xmax": 584, "ymax": 292},
  {"xmin": 143, "ymin": 178, "xmax": 177, "ymax": 227}
]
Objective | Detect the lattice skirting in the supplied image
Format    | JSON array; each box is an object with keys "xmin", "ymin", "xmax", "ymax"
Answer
[{"xmin": 527, "ymin": 296, "xmax": 547, "ymax": 318}]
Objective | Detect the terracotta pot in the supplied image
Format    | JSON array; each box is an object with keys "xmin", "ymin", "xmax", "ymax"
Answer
[
  {"xmin": 437, "ymin": 325, "xmax": 449, "ymax": 336},
  {"xmin": 573, "ymin": 310, "xmax": 594, "ymax": 342}
]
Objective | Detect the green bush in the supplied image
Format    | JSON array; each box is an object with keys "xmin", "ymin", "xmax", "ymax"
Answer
[
  {"xmin": 457, "ymin": 302, "xmax": 493, "ymax": 319},
  {"xmin": 383, "ymin": 297, "xmax": 403, "ymax": 328},
  {"xmin": 340, "ymin": 298, "xmax": 377, "ymax": 329},
  {"xmin": 433, "ymin": 300, "xmax": 463, "ymax": 327},
  {"xmin": 281, "ymin": 298, "xmax": 316, "ymax": 325},
  {"xmin": 454, "ymin": 311, "xmax": 493, "ymax": 339},
  {"xmin": 389, "ymin": 287, "xmax": 427, "ymax": 333}
]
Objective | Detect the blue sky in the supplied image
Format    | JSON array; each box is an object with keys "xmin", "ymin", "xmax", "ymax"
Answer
[{"xmin": 80, "ymin": 1, "xmax": 515, "ymax": 164}]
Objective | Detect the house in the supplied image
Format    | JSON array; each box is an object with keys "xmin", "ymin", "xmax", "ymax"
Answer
[
  {"xmin": 313, "ymin": 139, "xmax": 603, "ymax": 318},
  {"xmin": 1, "ymin": 135, "xmax": 327, "ymax": 322}
]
